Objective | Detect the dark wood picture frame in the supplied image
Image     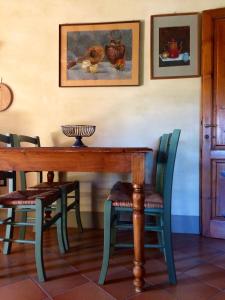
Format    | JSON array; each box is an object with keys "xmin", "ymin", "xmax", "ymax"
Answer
[
  {"xmin": 59, "ymin": 21, "xmax": 140, "ymax": 87},
  {"xmin": 151, "ymin": 13, "xmax": 200, "ymax": 79}
]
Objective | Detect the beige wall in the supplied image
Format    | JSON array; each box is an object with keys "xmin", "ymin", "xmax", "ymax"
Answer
[{"xmin": 1, "ymin": 0, "xmax": 225, "ymax": 228}]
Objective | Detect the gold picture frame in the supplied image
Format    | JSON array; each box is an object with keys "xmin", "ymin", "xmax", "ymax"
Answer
[{"xmin": 59, "ymin": 21, "xmax": 140, "ymax": 87}]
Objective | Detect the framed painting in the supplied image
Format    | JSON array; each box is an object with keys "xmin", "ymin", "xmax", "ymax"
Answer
[
  {"xmin": 59, "ymin": 21, "xmax": 140, "ymax": 87},
  {"xmin": 151, "ymin": 13, "xmax": 200, "ymax": 79}
]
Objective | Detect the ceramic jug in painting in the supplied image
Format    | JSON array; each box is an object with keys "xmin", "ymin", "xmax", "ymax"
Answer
[
  {"xmin": 105, "ymin": 31, "xmax": 125, "ymax": 65},
  {"xmin": 167, "ymin": 38, "xmax": 182, "ymax": 58}
]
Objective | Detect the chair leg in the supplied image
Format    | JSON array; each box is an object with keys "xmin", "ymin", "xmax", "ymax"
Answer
[
  {"xmin": 3, "ymin": 208, "xmax": 15, "ymax": 255},
  {"xmin": 75, "ymin": 204, "xmax": 83, "ymax": 233},
  {"xmin": 110, "ymin": 210, "xmax": 117, "ymax": 256},
  {"xmin": 163, "ymin": 220, "xmax": 176, "ymax": 285},
  {"xmin": 98, "ymin": 200, "xmax": 113, "ymax": 285},
  {"xmin": 156, "ymin": 215, "xmax": 166, "ymax": 260},
  {"xmin": 156, "ymin": 215, "xmax": 163, "ymax": 250},
  {"xmin": 35, "ymin": 199, "xmax": 46, "ymax": 282},
  {"xmin": 61, "ymin": 189, "xmax": 69, "ymax": 252},
  {"xmin": 18, "ymin": 211, "xmax": 27, "ymax": 240},
  {"xmin": 56, "ymin": 196, "xmax": 66, "ymax": 254},
  {"xmin": 74, "ymin": 182, "xmax": 83, "ymax": 233}
]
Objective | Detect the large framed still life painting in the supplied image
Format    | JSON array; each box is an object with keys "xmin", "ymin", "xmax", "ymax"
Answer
[
  {"xmin": 59, "ymin": 21, "xmax": 140, "ymax": 87},
  {"xmin": 151, "ymin": 13, "xmax": 200, "ymax": 79}
]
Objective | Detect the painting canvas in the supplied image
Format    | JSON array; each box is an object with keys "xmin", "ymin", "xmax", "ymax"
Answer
[
  {"xmin": 151, "ymin": 13, "xmax": 200, "ymax": 79},
  {"xmin": 159, "ymin": 26, "xmax": 190, "ymax": 67},
  {"xmin": 59, "ymin": 21, "xmax": 140, "ymax": 86}
]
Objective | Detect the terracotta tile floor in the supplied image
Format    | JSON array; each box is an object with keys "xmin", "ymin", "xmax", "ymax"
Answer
[{"xmin": 1, "ymin": 228, "xmax": 225, "ymax": 299}]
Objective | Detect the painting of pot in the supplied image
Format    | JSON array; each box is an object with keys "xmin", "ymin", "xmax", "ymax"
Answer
[
  {"xmin": 159, "ymin": 26, "xmax": 190, "ymax": 67},
  {"xmin": 151, "ymin": 13, "xmax": 200, "ymax": 79}
]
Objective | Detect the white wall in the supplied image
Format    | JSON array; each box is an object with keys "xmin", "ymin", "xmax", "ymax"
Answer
[{"xmin": 1, "ymin": 0, "xmax": 225, "ymax": 231}]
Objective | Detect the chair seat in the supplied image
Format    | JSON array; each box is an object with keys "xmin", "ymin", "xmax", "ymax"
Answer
[
  {"xmin": 0, "ymin": 189, "xmax": 60, "ymax": 206},
  {"xmin": 108, "ymin": 181, "xmax": 163, "ymax": 209},
  {"xmin": 32, "ymin": 181, "xmax": 75, "ymax": 194}
]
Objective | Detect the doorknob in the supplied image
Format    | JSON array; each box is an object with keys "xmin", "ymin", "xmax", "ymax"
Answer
[{"xmin": 204, "ymin": 124, "xmax": 217, "ymax": 128}]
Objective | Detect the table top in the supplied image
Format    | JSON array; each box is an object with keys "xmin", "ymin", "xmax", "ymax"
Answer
[
  {"xmin": 0, "ymin": 146, "xmax": 152, "ymax": 173},
  {"xmin": 0, "ymin": 147, "xmax": 152, "ymax": 153}
]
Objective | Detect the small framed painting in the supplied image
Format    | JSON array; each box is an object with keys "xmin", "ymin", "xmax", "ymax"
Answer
[
  {"xmin": 59, "ymin": 21, "xmax": 140, "ymax": 87},
  {"xmin": 151, "ymin": 13, "xmax": 200, "ymax": 79}
]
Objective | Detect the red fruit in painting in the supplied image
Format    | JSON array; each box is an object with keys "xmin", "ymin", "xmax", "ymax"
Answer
[{"xmin": 115, "ymin": 58, "xmax": 125, "ymax": 70}]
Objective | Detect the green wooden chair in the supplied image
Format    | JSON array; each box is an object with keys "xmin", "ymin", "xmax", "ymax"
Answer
[
  {"xmin": 0, "ymin": 133, "xmax": 66, "ymax": 281},
  {"xmin": 15, "ymin": 134, "xmax": 83, "ymax": 251},
  {"xmin": 0, "ymin": 134, "xmax": 17, "ymax": 254},
  {"xmin": 98, "ymin": 129, "xmax": 181, "ymax": 285}
]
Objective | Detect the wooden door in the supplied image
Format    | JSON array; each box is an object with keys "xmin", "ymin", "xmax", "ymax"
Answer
[{"xmin": 202, "ymin": 8, "xmax": 225, "ymax": 238}]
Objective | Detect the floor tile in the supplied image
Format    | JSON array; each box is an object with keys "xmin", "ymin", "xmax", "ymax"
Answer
[
  {"xmin": 208, "ymin": 291, "xmax": 225, "ymax": 299},
  {"xmin": 127, "ymin": 288, "xmax": 176, "ymax": 300},
  {"xmin": 53, "ymin": 281, "xmax": 115, "ymax": 300},
  {"xmin": 165, "ymin": 273, "xmax": 219, "ymax": 300},
  {"xmin": 177, "ymin": 244, "xmax": 224, "ymax": 263},
  {"xmin": 101, "ymin": 266, "xmax": 137, "ymax": 300},
  {"xmin": 185, "ymin": 263, "xmax": 225, "ymax": 290},
  {"xmin": 173, "ymin": 249, "xmax": 204, "ymax": 273},
  {"xmin": 0, "ymin": 278, "xmax": 49, "ymax": 300},
  {"xmin": 208, "ymin": 252, "xmax": 225, "ymax": 270},
  {"xmin": 144, "ymin": 258, "xmax": 174, "ymax": 286},
  {"xmin": 36, "ymin": 267, "xmax": 88, "ymax": 297}
]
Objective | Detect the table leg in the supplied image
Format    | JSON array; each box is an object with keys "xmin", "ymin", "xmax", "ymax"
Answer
[
  {"xmin": 132, "ymin": 183, "xmax": 145, "ymax": 292},
  {"xmin": 45, "ymin": 171, "xmax": 54, "ymax": 220},
  {"xmin": 47, "ymin": 171, "xmax": 54, "ymax": 183}
]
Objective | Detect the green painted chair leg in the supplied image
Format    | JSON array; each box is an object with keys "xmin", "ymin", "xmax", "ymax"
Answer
[
  {"xmin": 3, "ymin": 208, "xmax": 15, "ymax": 255},
  {"xmin": 61, "ymin": 188, "xmax": 69, "ymax": 252},
  {"xmin": 35, "ymin": 199, "xmax": 46, "ymax": 282},
  {"xmin": 75, "ymin": 205, "xmax": 83, "ymax": 233},
  {"xmin": 56, "ymin": 196, "xmax": 66, "ymax": 254},
  {"xmin": 156, "ymin": 215, "xmax": 163, "ymax": 252},
  {"xmin": 18, "ymin": 211, "xmax": 27, "ymax": 240},
  {"xmin": 75, "ymin": 182, "xmax": 83, "ymax": 233},
  {"xmin": 156, "ymin": 215, "xmax": 166, "ymax": 260},
  {"xmin": 163, "ymin": 223, "xmax": 176, "ymax": 284},
  {"xmin": 110, "ymin": 210, "xmax": 117, "ymax": 256},
  {"xmin": 98, "ymin": 200, "xmax": 113, "ymax": 285}
]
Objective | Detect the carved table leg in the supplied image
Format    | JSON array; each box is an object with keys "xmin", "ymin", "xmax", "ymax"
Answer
[
  {"xmin": 132, "ymin": 183, "xmax": 145, "ymax": 292},
  {"xmin": 47, "ymin": 171, "xmax": 54, "ymax": 183},
  {"xmin": 45, "ymin": 171, "xmax": 54, "ymax": 220}
]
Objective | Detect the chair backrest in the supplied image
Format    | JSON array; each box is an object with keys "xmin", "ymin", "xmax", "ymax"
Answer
[
  {"xmin": 15, "ymin": 135, "xmax": 42, "ymax": 190},
  {"xmin": 155, "ymin": 133, "xmax": 170, "ymax": 194},
  {"xmin": 0, "ymin": 133, "xmax": 17, "ymax": 192},
  {"xmin": 163, "ymin": 129, "xmax": 181, "ymax": 219}
]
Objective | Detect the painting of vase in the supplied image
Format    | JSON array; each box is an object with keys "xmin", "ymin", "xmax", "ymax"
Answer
[{"xmin": 59, "ymin": 21, "xmax": 140, "ymax": 86}]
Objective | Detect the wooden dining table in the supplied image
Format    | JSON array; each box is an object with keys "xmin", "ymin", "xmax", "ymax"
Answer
[{"xmin": 0, "ymin": 146, "xmax": 152, "ymax": 292}]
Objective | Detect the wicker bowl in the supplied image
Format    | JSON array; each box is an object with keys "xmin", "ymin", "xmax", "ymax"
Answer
[{"xmin": 61, "ymin": 125, "xmax": 96, "ymax": 147}]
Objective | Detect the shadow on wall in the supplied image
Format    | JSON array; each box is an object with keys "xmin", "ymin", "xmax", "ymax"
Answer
[
  {"xmin": 51, "ymin": 130, "xmax": 72, "ymax": 147},
  {"xmin": 0, "ymin": 111, "xmax": 35, "ymax": 136}
]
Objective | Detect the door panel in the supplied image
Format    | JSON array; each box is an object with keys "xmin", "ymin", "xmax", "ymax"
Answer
[
  {"xmin": 214, "ymin": 19, "xmax": 225, "ymax": 148},
  {"xmin": 202, "ymin": 8, "xmax": 225, "ymax": 238},
  {"xmin": 212, "ymin": 161, "xmax": 225, "ymax": 217}
]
